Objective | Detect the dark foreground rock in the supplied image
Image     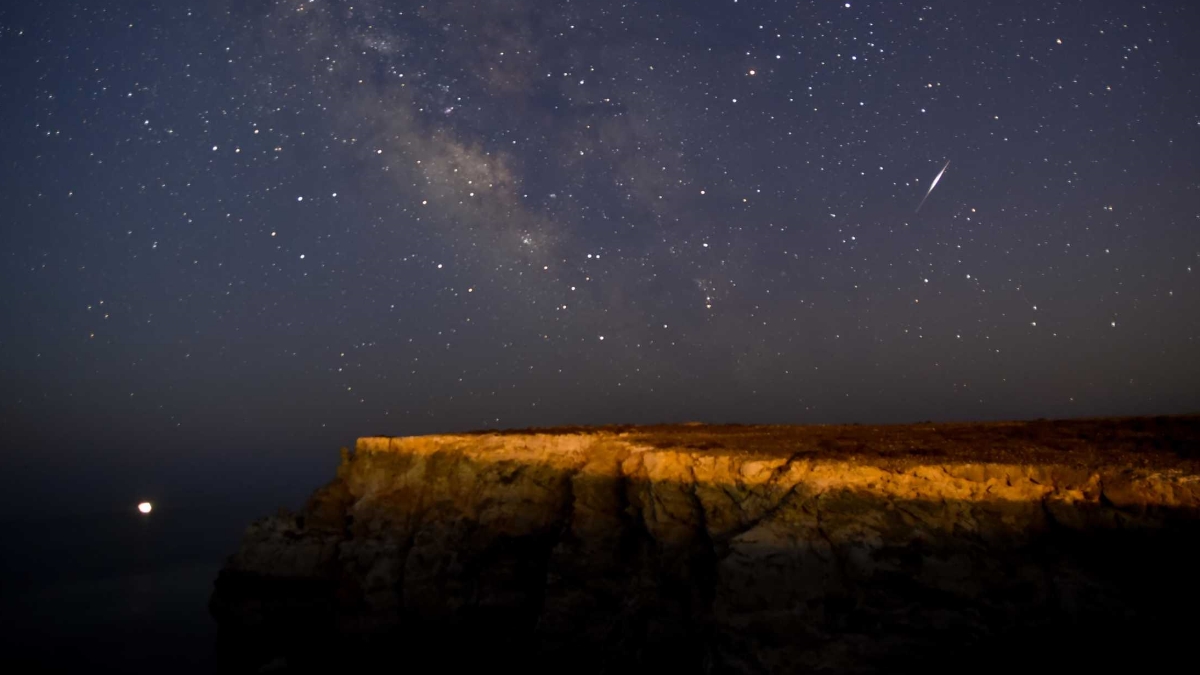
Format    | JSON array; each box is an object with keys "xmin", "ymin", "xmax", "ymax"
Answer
[{"xmin": 211, "ymin": 416, "xmax": 1200, "ymax": 673}]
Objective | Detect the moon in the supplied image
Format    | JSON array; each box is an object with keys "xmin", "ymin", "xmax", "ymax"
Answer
[{"xmin": 137, "ymin": 501, "xmax": 153, "ymax": 514}]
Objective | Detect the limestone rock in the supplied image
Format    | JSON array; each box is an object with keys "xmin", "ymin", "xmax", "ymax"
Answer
[{"xmin": 211, "ymin": 416, "xmax": 1200, "ymax": 673}]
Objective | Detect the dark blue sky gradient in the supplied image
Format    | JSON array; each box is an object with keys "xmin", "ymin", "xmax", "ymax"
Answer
[{"xmin": 2, "ymin": 0, "xmax": 1199, "ymax": 515}]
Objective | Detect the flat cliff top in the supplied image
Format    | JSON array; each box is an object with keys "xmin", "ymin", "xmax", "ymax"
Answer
[
  {"xmin": 222, "ymin": 417, "xmax": 1200, "ymax": 675},
  {"xmin": 359, "ymin": 415, "xmax": 1200, "ymax": 471}
]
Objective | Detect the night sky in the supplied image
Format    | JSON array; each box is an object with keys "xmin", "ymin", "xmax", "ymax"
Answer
[{"xmin": 2, "ymin": 1, "xmax": 1199, "ymax": 514}]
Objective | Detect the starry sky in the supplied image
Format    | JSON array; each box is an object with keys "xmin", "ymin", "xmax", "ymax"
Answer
[{"xmin": 2, "ymin": 1, "xmax": 1199, "ymax": 509}]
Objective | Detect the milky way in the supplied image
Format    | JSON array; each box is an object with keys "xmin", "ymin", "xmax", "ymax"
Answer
[{"xmin": 2, "ymin": 0, "xmax": 1198, "ymax": 457}]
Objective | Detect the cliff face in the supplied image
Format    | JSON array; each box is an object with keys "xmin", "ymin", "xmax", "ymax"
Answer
[{"xmin": 211, "ymin": 418, "xmax": 1200, "ymax": 673}]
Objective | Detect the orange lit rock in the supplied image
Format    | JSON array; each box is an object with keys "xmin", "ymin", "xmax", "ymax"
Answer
[{"xmin": 211, "ymin": 416, "xmax": 1200, "ymax": 673}]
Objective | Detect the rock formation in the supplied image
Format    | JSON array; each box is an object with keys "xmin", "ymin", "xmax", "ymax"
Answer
[{"xmin": 211, "ymin": 417, "xmax": 1200, "ymax": 673}]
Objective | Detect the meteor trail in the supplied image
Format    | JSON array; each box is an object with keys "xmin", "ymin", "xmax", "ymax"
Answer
[{"xmin": 915, "ymin": 160, "xmax": 951, "ymax": 213}]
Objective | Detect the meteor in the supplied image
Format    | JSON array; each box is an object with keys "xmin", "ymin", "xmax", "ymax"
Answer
[{"xmin": 915, "ymin": 159, "xmax": 951, "ymax": 213}]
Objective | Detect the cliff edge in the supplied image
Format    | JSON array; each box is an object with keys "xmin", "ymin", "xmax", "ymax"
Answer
[{"xmin": 211, "ymin": 416, "xmax": 1200, "ymax": 673}]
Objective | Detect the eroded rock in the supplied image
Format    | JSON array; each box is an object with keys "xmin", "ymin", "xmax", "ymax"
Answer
[{"xmin": 211, "ymin": 417, "xmax": 1200, "ymax": 673}]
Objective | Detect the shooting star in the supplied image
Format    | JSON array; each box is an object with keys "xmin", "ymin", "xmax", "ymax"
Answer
[{"xmin": 915, "ymin": 159, "xmax": 951, "ymax": 213}]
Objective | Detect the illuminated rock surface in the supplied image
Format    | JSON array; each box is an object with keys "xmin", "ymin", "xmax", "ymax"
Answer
[{"xmin": 212, "ymin": 416, "xmax": 1200, "ymax": 673}]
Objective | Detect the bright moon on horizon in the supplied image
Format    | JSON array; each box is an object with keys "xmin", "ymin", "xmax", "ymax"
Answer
[{"xmin": 137, "ymin": 502, "xmax": 152, "ymax": 514}]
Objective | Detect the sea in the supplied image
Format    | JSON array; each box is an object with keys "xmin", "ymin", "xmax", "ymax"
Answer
[{"xmin": 0, "ymin": 460, "xmax": 330, "ymax": 673}]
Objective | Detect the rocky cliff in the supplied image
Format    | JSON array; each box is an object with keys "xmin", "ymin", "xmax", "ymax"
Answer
[{"xmin": 211, "ymin": 417, "xmax": 1200, "ymax": 673}]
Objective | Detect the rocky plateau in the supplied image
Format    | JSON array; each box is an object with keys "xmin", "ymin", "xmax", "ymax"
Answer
[{"xmin": 211, "ymin": 416, "xmax": 1200, "ymax": 673}]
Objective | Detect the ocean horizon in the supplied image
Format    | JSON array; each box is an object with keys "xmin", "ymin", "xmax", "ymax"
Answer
[{"xmin": 0, "ymin": 487, "xmax": 315, "ymax": 673}]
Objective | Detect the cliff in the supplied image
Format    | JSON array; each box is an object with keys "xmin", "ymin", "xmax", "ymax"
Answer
[{"xmin": 211, "ymin": 417, "xmax": 1200, "ymax": 673}]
